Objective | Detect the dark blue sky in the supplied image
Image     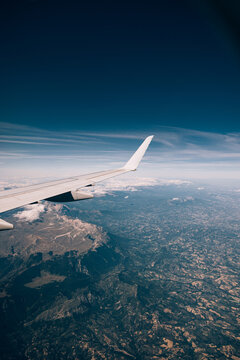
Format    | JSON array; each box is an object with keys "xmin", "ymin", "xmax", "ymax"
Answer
[
  {"xmin": 1, "ymin": 0, "xmax": 240, "ymax": 133},
  {"xmin": 2, "ymin": 1, "xmax": 240, "ymax": 181}
]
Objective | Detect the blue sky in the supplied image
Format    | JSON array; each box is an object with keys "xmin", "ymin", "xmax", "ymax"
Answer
[
  {"xmin": 2, "ymin": 122, "xmax": 240, "ymax": 181},
  {"xmin": 1, "ymin": 1, "xmax": 240, "ymax": 181}
]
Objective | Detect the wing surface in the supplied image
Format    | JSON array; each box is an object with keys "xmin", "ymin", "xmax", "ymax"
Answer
[{"xmin": 0, "ymin": 136, "xmax": 153, "ymax": 215}]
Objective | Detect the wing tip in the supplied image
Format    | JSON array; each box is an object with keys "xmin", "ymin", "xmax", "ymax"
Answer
[{"xmin": 123, "ymin": 135, "xmax": 154, "ymax": 171}]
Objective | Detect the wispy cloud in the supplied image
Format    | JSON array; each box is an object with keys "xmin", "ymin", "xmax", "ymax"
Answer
[
  {"xmin": 83, "ymin": 176, "xmax": 191, "ymax": 196},
  {"xmin": 170, "ymin": 196, "xmax": 194, "ymax": 203},
  {"xmin": 86, "ymin": 176, "xmax": 158, "ymax": 196},
  {"xmin": 2, "ymin": 122, "xmax": 240, "ymax": 180},
  {"xmin": 14, "ymin": 203, "xmax": 46, "ymax": 222}
]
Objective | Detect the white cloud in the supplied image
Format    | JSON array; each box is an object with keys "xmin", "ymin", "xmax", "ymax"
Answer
[
  {"xmin": 184, "ymin": 196, "xmax": 194, "ymax": 201},
  {"xmin": 3, "ymin": 122, "xmax": 240, "ymax": 180},
  {"xmin": 170, "ymin": 196, "xmax": 194, "ymax": 203},
  {"xmin": 82, "ymin": 176, "xmax": 193, "ymax": 197},
  {"xmin": 14, "ymin": 203, "xmax": 46, "ymax": 222},
  {"xmin": 0, "ymin": 181, "xmax": 11, "ymax": 191},
  {"xmin": 85, "ymin": 176, "xmax": 158, "ymax": 196},
  {"xmin": 0, "ymin": 178, "xmax": 58, "ymax": 191},
  {"xmin": 158, "ymin": 179, "xmax": 192, "ymax": 185}
]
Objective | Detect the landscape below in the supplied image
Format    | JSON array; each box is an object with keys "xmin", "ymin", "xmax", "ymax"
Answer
[{"xmin": 0, "ymin": 182, "xmax": 239, "ymax": 360}]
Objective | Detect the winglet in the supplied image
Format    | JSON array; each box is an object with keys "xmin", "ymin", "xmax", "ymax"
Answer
[{"xmin": 123, "ymin": 135, "xmax": 154, "ymax": 171}]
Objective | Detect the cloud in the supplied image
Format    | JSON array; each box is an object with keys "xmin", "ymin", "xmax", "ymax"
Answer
[
  {"xmin": 158, "ymin": 179, "xmax": 192, "ymax": 185},
  {"xmin": 170, "ymin": 196, "xmax": 194, "ymax": 203},
  {"xmin": 3, "ymin": 121, "xmax": 240, "ymax": 180},
  {"xmin": 83, "ymin": 176, "xmax": 192, "ymax": 196},
  {"xmin": 86, "ymin": 176, "xmax": 158, "ymax": 196},
  {"xmin": 14, "ymin": 203, "xmax": 46, "ymax": 222},
  {"xmin": 0, "ymin": 122, "xmax": 107, "ymax": 149}
]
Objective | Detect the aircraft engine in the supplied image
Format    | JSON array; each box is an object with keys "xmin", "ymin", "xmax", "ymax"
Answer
[
  {"xmin": 45, "ymin": 190, "xmax": 93, "ymax": 202},
  {"xmin": 0, "ymin": 219, "xmax": 14, "ymax": 230}
]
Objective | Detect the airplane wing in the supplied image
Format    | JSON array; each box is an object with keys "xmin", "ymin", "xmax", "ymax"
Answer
[{"xmin": 0, "ymin": 135, "xmax": 153, "ymax": 230}]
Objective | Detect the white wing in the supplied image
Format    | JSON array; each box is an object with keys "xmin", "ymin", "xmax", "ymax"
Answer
[{"xmin": 0, "ymin": 136, "xmax": 153, "ymax": 230}]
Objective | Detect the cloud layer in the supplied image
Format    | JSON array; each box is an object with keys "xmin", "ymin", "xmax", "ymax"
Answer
[
  {"xmin": 88, "ymin": 176, "xmax": 158, "ymax": 196},
  {"xmin": 2, "ymin": 122, "xmax": 240, "ymax": 180}
]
